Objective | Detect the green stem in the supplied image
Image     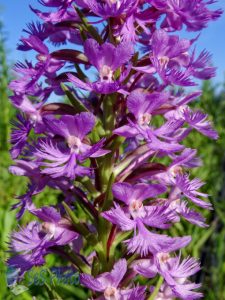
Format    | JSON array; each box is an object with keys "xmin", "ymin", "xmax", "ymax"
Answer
[
  {"xmin": 108, "ymin": 231, "xmax": 132, "ymax": 266},
  {"xmin": 103, "ymin": 94, "xmax": 116, "ymax": 136},
  {"xmin": 62, "ymin": 202, "xmax": 91, "ymax": 236},
  {"xmin": 148, "ymin": 276, "xmax": 164, "ymax": 300},
  {"xmin": 44, "ymin": 282, "xmax": 63, "ymax": 300},
  {"xmin": 79, "ymin": 176, "xmax": 100, "ymax": 198},
  {"xmin": 97, "ymin": 217, "xmax": 111, "ymax": 269},
  {"xmin": 102, "ymin": 172, "xmax": 115, "ymax": 211},
  {"xmin": 74, "ymin": 6, "xmax": 103, "ymax": 43},
  {"xmin": 61, "ymin": 83, "xmax": 88, "ymax": 113},
  {"xmin": 69, "ymin": 252, "xmax": 91, "ymax": 274}
]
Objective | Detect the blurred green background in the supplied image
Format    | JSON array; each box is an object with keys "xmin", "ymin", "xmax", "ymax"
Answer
[{"xmin": 0, "ymin": 17, "xmax": 225, "ymax": 299}]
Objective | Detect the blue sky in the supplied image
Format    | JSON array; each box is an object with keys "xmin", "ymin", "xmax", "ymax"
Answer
[{"xmin": 1, "ymin": 0, "xmax": 225, "ymax": 84}]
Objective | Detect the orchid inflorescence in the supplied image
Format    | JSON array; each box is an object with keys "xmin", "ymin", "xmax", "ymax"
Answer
[{"xmin": 8, "ymin": 0, "xmax": 222, "ymax": 299}]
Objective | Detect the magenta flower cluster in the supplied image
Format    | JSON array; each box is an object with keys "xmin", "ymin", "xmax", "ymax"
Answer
[{"xmin": 8, "ymin": 0, "xmax": 222, "ymax": 299}]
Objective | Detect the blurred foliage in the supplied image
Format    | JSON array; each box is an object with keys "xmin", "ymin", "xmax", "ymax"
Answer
[
  {"xmin": 185, "ymin": 81, "xmax": 225, "ymax": 300},
  {"xmin": 0, "ymin": 22, "xmax": 14, "ymax": 151},
  {"xmin": 0, "ymin": 20, "xmax": 224, "ymax": 296}
]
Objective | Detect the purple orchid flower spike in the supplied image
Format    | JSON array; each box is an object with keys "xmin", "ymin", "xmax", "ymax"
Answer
[
  {"xmin": 7, "ymin": 0, "xmax": 222, "ymax": 297},
  {"xmin": 80, "ymin": 259, "xmax": 145, "ymax": 299},
  {"xmin": 68, "ymin": 39, "xmax": 134, "ymax": 94}
]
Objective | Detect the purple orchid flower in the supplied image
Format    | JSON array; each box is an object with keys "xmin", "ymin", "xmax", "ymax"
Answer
[
  {"xmin": 9, "ymin": 159, "xmax": 73, "ymax": 195},
  {"xmin": 133, "ymin": 253, "xmax": 202, "ymax": 299},
  {"xmin": 9, "ymin": 158, "xmax": 77, "ymax": 219},
  {"xmin": 102, "ymin": 182, "xmax": 173, "ymax": 231},
  {"xmin": 10, "ymin": 114, "xmax": 32, "ymax": 159},
  {"xmin": 35, "ymin": 112, "xmax": 109, "ymax": 179},
  {"xmin": 148, "ymin": 0, "xmax": 222, "ymax": 32},
  {"xmin": 125, "ymin": 219, "xmax": 191, "ymax": 256},
  {"xmin": 80, "ymin": 259, "xmax": 145, "ymax": 299},
  {"xmin": 18, "ymin": 34, "xmax": 64, "ymax": 71},
  {"xmin": 8, "ymin": 206, "xmax": 78, "ymax": 275},
  {"xmin": 10, "ymin": 93, "xmax": 47, "ymax": 135},
  {"xmin": 30, "ymin": 0, "xmax": 78, "ymax": 23},
  {"xmin": 183, "ymin": 108, "xmax": 218, "ymax": 139},
  {"xmin": 174, "ymin": 174, "xmax": 212, "ymax": 209},
  {"xmin": 148, "ymin": 29, "xmax": 215, "ymax": 86},
  {"xmin": 80, "ymin": 0, "xmax": 138, "ymax": 18},
  {"xmin": 30, "ymin": 206, "xmax": 79, "ymax": 245},
  {"xmin": 102, "ymin": 182, "xmax": 190, "ymax": 256},
  {"xmin": 151, "ymin": 148, "xmax": 201, "ymax": 186},
  {"xmin": 18, "ymin": 21, "xmax": 82, "ymax": 48},
  {"xmin": 9, "ymin": 35, "xmax": 65, "ymax": 99},
  {"xmin": 114, "ymin": 90, "xmax": 184, "ymax": 154},
  {"xmin": 8, "ymin": 222, "xmax": 58, "ymax": 275},
  {"xmin": 68, "ymin": 38, "xmax": 134, "ymax": 94},
  {"xmin": 114, "ymin": 90, "xmax": 169, "ymax": 136}
]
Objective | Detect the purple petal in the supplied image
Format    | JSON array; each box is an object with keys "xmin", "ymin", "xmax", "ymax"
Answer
[{"xmin": 80, "ymin": 273, "xmax": 105, "ymax": 292}]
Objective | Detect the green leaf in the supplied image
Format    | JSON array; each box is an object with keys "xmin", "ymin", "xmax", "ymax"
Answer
[
  {"xmin": 61, "ymin": 83, "xmax": 88, "ymax": 113},
  {"xmin": 74, "ymin": 6, "xmax": 103, "ymax": 43},
  {"xmin": 62, "ymin": 202, "xmax": 90, "ymax": 236}
]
